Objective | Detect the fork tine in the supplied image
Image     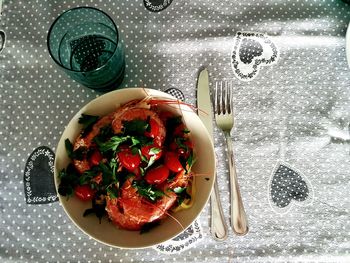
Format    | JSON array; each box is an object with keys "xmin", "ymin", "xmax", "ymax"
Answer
[
  {"xmin": 214, "ymin": 80, "xmax": 234, "ymax": 115},
  {"xmin": 226, "ymin": 80, "xmax": 232, "ymax": 115},
  {"xmin": 214, "ymin": 81, "xmax": 220, "ymax": 115},
  {"xmin": 223, "ymin": 80, "xmax": 228, "ymax": 115},
  {"xmin": 220, "ymin": 81, "xmax": 225, "ymax": 114}
]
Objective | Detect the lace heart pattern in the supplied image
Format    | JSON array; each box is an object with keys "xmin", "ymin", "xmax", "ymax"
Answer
[
  {"xmin": 268, "ymin": 162, "xmax": 314, "ymax": 214},
  {"xmin": 232, "ymin": 31, "xmax": 279, "ymax": 81},
  {"xmin": 153, "ymin": 220, "xmax": 203, "ymax": 254},
  {"xmin": 23, "ymin": 146, "xmax": 58, "ymax": 204},
  {"xmin": 144, "ymin": 0, "xmax": 173, "ymax": 12}
]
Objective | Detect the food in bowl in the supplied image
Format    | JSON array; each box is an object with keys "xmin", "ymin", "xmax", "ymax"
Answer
[{"xmin": 57, "ymin": 96, "xmax": 196, "ymax": 232}]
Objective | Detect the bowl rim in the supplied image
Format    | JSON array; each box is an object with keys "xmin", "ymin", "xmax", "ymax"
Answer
[{"xmin": 54, "ymin": 87, "xmax": 216, "ymax": 249}]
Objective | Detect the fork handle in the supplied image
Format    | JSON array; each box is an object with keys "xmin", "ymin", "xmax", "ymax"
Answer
[
  {"xmin": 210, "ymin": 178, "xmax": 228, "ymax": 241},
  {"xmin": 224, "ymin": 131, "xmax": 249, "ymax": 236}
]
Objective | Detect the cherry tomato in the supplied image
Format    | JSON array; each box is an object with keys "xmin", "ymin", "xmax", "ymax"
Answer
[
  {"xmin": 158, "ymin": 111, "xmax": 174, "ymax": 123},
  {"xmin": 74, "ymin": 185, "xmax": 94, "ymax": 201},
  {"xmin": 145, "ymin": 118, "xmax": 160, "ymax": 139},
  {"xmin": 173, "ymin": 123, "xmax": 186, "ymax": 137},
  {"xmin": 184, "ymin": 139, "xmax": 193, "ymax": 149},
  {"xmin": 145, "ymin": 165, "xmax": 170, "ymax": 185},
  {"xmin": 90, "ymin": 150, "xmax": 103, "ymax": 166},
  {"xmin": 141, "ymin": 144, "xmax": 163, "ymax": 161},
  {"xmin": 117, "ymin": 148, "xmax": 141, "ymax": 172},
  {"xmin": 164, "ymin": 151, "xmax": 184, "ymax": 173}
]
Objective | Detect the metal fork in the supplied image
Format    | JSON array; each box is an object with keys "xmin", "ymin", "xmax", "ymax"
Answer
[{"xmin": 214, "ymin": 81, "xmax": 249, "ymax": 236}]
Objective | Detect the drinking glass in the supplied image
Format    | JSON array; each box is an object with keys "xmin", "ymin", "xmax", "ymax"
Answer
[{"xmin": 47, "ymin": 7, "xmax": 125, "ymax": 91}]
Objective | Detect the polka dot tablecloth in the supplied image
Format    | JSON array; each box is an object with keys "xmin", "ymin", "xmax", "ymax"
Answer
[{"xmin": 1, "ymin": 0, "xmax": 350, "ymax": 262}]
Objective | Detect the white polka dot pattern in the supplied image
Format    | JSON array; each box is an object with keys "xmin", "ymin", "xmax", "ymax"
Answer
[{"xmin": 1, "ymin": 0, "xmax": 350, "ymax": 262}]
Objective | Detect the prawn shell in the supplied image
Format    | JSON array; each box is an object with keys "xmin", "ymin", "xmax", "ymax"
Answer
[{"xmin": 106, "ymin": 178, "xmax": 177, "ymax": 230}]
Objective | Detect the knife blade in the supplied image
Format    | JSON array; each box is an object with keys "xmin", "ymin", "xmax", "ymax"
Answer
[
  {"xmin": 196, "ymin": 68, "xmax": 228, "ymax": 241},
  {"xmin": 197, "ymin": 68, "xmax": 214, "ymax": 138}
]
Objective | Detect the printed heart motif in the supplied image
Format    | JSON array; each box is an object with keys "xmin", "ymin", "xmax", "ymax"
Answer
[
  {"xmin": 144, "ymin": 0, "xmax": 173, "ymax": 12},
  {"xmin": 23, "ymin": 146, "xmax": 58, "ymax": 204},
  {"xmin": 154, "ymin": 220, "xmax": 202, "ymax": 254},
  {"xmin": 164, "ymin": 87, "xmax": 185, "ymax": 101},
  {"xmin": 232, "ymin": 31, "xmax": 278, "ymax": 81},
  {"xmin": 268, "ymin": 162, "xmax": 313, "ymax": 214},
  {"xmin": 239, "ymin": 39, "xmax": 263, "ymax": 64}
]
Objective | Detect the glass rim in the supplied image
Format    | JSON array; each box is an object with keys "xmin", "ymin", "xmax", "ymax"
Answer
[{"xmin": 47, "ymin": 6, "xmax": 120, "ymax": 73}]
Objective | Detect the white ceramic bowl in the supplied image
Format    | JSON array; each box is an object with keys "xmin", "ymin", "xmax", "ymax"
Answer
[{"xmin": 54, "ymin": 88, "xmax": 215, "ymax": 249}]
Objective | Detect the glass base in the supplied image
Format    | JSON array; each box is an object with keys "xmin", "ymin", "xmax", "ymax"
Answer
[{"xmin": 85, "ymin": 62, "xmax": 126, "ymax": 92}]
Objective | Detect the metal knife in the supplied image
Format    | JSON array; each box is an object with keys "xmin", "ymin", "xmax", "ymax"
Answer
[{"xmin": 197, "ymin": 68, "xmax": 228, "ymax": 241}]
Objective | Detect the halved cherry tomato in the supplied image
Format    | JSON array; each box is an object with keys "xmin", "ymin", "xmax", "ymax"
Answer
[
  {"xmin": 90, "ymin": 150, "xmax": 103, "ymax": 166},
  {"xmin": 144, "ymin": 165, "xmax": 169, "ymax": 185},
  {"xmin": 141, "ymin": 144, "xmax": 163, "ymax": 161},
  {"xmin": 117, "ymin": 147, "xmax": 141, "ymax": 172},
  {"xmin": 74, "ymin": 185, "xmax": 94, "ymax": 201},
  {"xmin": 164, "ymin": 152, "xmax": 184, "ymax": 173},
  {"xmin": 145, "ymin": 118, "xmax": 160, "ymax": 139},
  {"xmin": 173, "ymin": 123, "xmax": 186, "ymax": 137}
]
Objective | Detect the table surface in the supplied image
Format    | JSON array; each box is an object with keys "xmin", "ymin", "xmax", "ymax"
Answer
[{"xmin": 1, "ymin": 0, "xmax": 350, "ymax": 262}]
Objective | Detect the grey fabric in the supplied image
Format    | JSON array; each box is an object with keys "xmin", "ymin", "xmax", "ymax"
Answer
[{"xmin": 1, "ymin": 0, "xmax": 350, "ymax": 262}]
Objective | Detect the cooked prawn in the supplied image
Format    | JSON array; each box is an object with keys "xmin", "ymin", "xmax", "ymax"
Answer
[{"xmin": 106, "ymin": 178, "xmax": 177, "ymax": 230}]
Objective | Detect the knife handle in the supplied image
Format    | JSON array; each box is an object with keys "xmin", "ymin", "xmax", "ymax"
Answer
[
  {"xmin": 224, "ymin": 131, "xmax": 249, "ymax": 236},
  {"xmin": 210, "ymin": 178, "xmax": 228, "ymax": 241}
]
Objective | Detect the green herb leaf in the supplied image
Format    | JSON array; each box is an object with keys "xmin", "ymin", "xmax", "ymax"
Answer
[
  {"xmin": 65, "ymin": 139, "xmax": 74, "ymax": 158},
  {"xmin": 176, "ymin": 189, "xmax": 191, "ymax": 206},
  {"xmin": 109, "ymin": 158, "xmax": 118, "ymax": 182},
  {"xmin": 187, "ymin": 151, "xmax": 195, "ymax": 169},
  {"xmin": 79, "ymin": 114, "xmax": 99, "ymax": 137},
  {"xmin": 173, "ymin": 186, "xmax": 186, "ymax": 194},
  {"xmin": 142, "ymin": 147, "xmax": 161, "ymax": 169},
  {"xmin": 132, "ymin": 180, "xmax": 165, "ymax": 202},
  {"xmin": 83, "ymin": 191, "xmax": 107, "ymax": 223},
  {"xmin": 94, "ymin": 124, "xmax": 114, "ymax": 143},
  {"xmin": 131, "ymin": 147, "xmax": 139, "ymax": 155},
  {"xmin": 79, "ymin": 167, "xmax": 100, "ymax": 185},
  {"xmin": 57, "ymin": 164, "xmax": 80, "ymax": 197},
  {"xmin": 96, "ymin": 135, "xmax": 130, "ymax": 152},
  {"xmin": 64, "ymin": 138, "xmax": 87, "ymax": 160},
  {"xmin": 123, "ymin": 119, "xmax": 149, "ymax": 136},
  {"xmin": 106, "ymin": 186, "xmax": 119, "ymax": 199},
  {"xmin": 175, "ymin": 137, "xmax": 187, "ymax": 150},
  {"xmin": 130, "ymin": 137, "xmax": 141, "ymax": 147},
  {"xmin": 183, "ymin": 129, "xmax": 190, "ymax": 134},
  {"xmin": 99, "ymin": 162, "xmax": 115, "ymax": 185},
  {"xmin": 149, "ymin": 147, "xmax": 161, "ymax": 155}
]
